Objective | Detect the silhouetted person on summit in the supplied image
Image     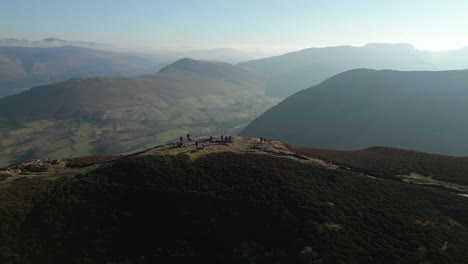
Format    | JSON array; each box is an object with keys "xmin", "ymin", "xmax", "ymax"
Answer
[
  {"xmin": 195, "ymin": 141, "xmax": 198, "ymax": 149},
  {"xmin": 221, "ymin": 135, "xmax": 224, "ymax": 142},
  {"xmin": 187, "ymin": 134, "xmax": 191, "ymax": 141},
  {"xmin": 180, "ymin": 136, "xmax": 183, "ymax": 142}
]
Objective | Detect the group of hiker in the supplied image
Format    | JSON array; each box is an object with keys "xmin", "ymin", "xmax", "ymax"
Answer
[
  {"xmin": 171, "ymin": 133, "xmax": 234, "ymax": 149},
  {"xmin": 216, "ymin": 134, "xmax": 233, "ymax": 143}
]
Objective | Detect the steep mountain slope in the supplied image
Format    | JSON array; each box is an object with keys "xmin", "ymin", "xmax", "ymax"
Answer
[
  {"xmin": 0, "ymin": 46, "xmax": 163, "ymax": 97},
  {"xmin": 0, "ymin": 59, "xmax": 279, "ymax": 167},
  {"xmin": 1, "ymin": 137, "xmax": 468, "ymax": 263},
  {"xmin": 238, "ymin": 43, "xmax": 435, "ymax": 97},
  {"xmin": 241, "ymin": 68, "xmax": 468, "ymax": 156}
]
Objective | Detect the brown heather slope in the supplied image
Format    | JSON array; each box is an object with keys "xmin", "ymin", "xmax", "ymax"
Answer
[
  {"xmin": 293, "ymin": 146, "xmax": 468, "ymax": 189},
  {"xmin": 1, "ymin": 137, "xmax": 468, "ymax": 263}
]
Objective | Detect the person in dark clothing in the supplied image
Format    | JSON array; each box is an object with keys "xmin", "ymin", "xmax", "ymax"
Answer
[
  {"xmin": 210, "ymin": 136, "xmax": 213, "ymax": 142},
  {"xmin": 180, "ymin": 136, "xmax": 183, "ymax": 142},
  {"xmin": 195, "ymin": 141, "xmax": 198, "ymax": 149},
  {"xmin": 187, "ymin": 134, "xmax": 190, "ymax": 140},
  {"xmin": 221, "ymin": 135, "xmax": 224, "ymax": 142},
  {"xmin": 260, "ymin": 137, "xmax": 263, "ymax": 142},
  {"xmin": 229, "ymin": 135, "xmax": 232, "ymax": 142}
]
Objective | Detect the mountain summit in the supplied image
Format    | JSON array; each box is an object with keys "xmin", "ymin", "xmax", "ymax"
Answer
[
  {"xmin": 1, "ymin": 137, "xmax": 467, "ymax": 263},
  {"xmin": 159, "ymin": 58, "xmax": 261, "ymax": 82}
]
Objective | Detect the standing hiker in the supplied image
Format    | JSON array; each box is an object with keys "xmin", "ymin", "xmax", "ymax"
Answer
[
  {"xmin": 221, "ymin": 135, "xmax": 224, "ymax": 142},
  {"xmin": 195, "ymin": 141, "xmax": 199, "ymax": 149},
  {"xmin": 180, "ymin": 136, "xmax": 183, "ymax": 142}
]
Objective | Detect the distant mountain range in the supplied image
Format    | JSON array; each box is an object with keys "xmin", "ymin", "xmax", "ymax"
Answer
[
  {"xmin": 0, "ymin": 58, "xmax": 278, "ymax": 166},
  {"xmin": 0, "ymin": 37, "xmax": 114, "ymax": 50},
  {"xmin": 0, "ymin": 38, "xmax": 278, "ymax": 98},
  {"xmin": 7, "ymin": 40, "xmax": 468, "ymax": 99},
  {"xmin": 238, "ymin": 43, "xmax": 468, "ymax": 97},
  {"xmin": 6, "ymin": 40, "xmax": 468, "ymax": 162},
  {"xmin": 241, "ymin": 68, "xmax": 468, "ymax": 156},
  {"xmin": 0, "ymin": 45, "xmax": 165, "ymax": 98}
]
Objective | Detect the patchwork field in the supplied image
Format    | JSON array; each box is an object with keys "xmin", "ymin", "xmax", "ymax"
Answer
[{"xmin": 0, "ymin": 91, "xmax": 280, "ymax": 167}]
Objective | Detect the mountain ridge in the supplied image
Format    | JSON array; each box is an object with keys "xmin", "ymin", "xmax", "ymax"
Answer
[
  {"xmin": 237, "ymin": 42, "xmax": 468, "ymax": 97},
  {"xmin": 0, "ymin": 45, "xmax": 164, "ymax": 98}
]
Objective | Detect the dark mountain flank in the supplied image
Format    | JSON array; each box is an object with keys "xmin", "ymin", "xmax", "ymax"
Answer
[
  {"xmin": 241, "ymin": 69, "xmax": 468, "ymax": 156},
  {"xmin": 1, "ymin": 137, "xmax": 468, "ymax": 263},
  {"xmin": 0, "ymin": 45, "xmax": 162, "ymax": 97}
]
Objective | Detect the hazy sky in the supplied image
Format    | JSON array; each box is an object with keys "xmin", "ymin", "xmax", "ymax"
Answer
[{"xmin": 2, "ymin": 0, "xmax": 468, "ymax": 51}]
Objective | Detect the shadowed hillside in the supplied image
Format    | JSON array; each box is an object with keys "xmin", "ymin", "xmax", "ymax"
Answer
[
  {"xmin": 1, "ymin": 137, "xmax": 468, "ymax": 263},
  {"xmin": 241, "ymin": 68, "xmax": 468, "ymax": 156}
]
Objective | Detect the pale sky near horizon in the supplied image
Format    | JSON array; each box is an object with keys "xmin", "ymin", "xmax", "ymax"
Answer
[{"xmin": 2, "ymin": 0, "xmax": 468, "ymax": 51}]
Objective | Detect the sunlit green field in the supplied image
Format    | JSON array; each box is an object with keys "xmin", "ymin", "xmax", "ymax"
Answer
[{"xmin": 0, "ymin": 91, "xmax": 280, "ymax": 167}]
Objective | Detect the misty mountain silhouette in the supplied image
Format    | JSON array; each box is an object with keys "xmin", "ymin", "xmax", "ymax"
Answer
[
  {"xmin": 0, "ymin": 45, "xmax": 163, "ymax": 98},
  {"xmin": 239, "ymin": 43, "xmax": 468, "ymax": 98},
  {"xmin": 238, "ymin": 43, "xmax": 435, "ymax": 97}
]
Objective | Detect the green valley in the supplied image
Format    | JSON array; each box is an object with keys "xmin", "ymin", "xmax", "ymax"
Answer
[{"xmin": 0, "ymin": 59, "xmax": 280, "ymax": 167}]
